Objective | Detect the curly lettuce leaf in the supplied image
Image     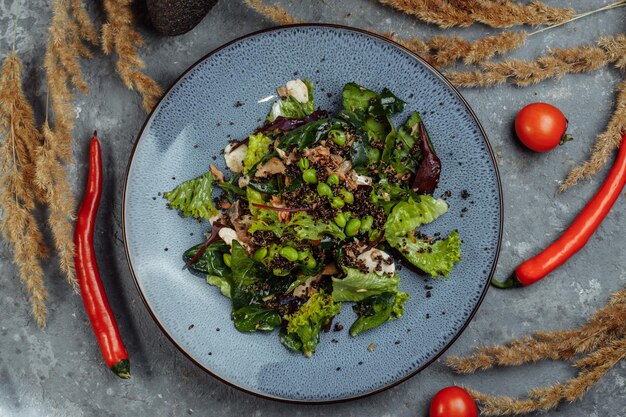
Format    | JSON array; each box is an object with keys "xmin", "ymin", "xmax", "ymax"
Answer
[
  {"xmin": 246, "ymin": 188, "xmax": 286, "ymax": 237},
  {"xmin": 384, "ymin": 196, "xmax": 448, "ymax": 246},
  {"xmin": 289, "ymin": 212, "xmax": 346, "ymax": 241},
  {"xmin": 164, "ymin": 171, "xmax": 218, "ymax": 219},
  {"xmin": 332, "ymin": 267, "xmax": 400, "ymax": 302},
  {"xmin": 395, "ymin": 230, "xmax": 461, "ymax": 278},
  {"xmin": 349, "ymin": 291, "xmax": 409, "ymax": 336},
  {"xmin": 285, "ymin": 291, "xmax": 341, "ymax": 357},
  {"xmin": 183, "ymin": 241, "xmax": 231, "ymax": 298},
  {"xmin": 243, "ymin": 133, "xmax": 272, "ymax": 174}
]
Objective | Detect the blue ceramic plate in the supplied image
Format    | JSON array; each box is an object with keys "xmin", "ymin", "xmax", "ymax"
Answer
[{"xmin": 123, "ymin": 24, "xmax": 502, "ymax": 403}]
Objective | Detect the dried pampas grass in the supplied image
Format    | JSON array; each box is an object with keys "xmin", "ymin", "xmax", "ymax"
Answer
[
  {"xmin": 378, "ymin": 0, "xmax": 574, "ymax": 29},
  {"xmin": 0, "ymin": 53, "xmax": 49, "ymax": 328},
  {"xmin": 445, "ymin": 35, "xmax": 626, "ymax": 88},
  {"xmin": 243, "ymin": 0, "xmax": 304, "ymax": 25},
  {"xmin": 447, "ymin": 286, "xmax": 626, "ymax": 415},
  {"xmin": 41, "ymin": 0, "xmax": 99, "ymax": 289},
  {"xmin": 384, "ymin": 31, "xmax": 528, "ymax": 68},
  {"xmin": 102, "ymin": 0, "xmax": 163, "ymax": 112},
  {"xmin": 560, "ymin": 77, "xmax": 626, "ymax": 191}
]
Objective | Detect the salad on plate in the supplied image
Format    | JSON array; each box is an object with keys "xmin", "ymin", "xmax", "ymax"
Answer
[{"xmin": 163, "ymin": 79, "xmax": 461, "ymax": 357}]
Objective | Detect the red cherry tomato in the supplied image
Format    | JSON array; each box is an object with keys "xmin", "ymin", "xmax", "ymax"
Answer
[
  {"xmin": 514, "ymin": 102, "xmax": 568, "ymax": 152},
  {"xmin": 430, "ymin": 386, "xmax": 478, "ymax": 417}
]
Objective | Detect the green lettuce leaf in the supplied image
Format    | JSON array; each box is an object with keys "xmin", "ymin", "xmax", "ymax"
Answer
[
  {"xmin": 349, "ymin": 291, "xmax": 409, "ymax": 336},
  {"xmin": 395, "ymin": 230, "xmax": 461, "ymax": 278},
  {"xmin": 243, "ymin": 133, "xmax": 272, "ymax": 173},
  {"xmin": 285, "ymin": 291, "xmax": 341, "ymax": 357},
  {"xmin": 384, "ymin": 196, "xmax": 448, "ymax": 246},
  {"xmin": 163, "ymin": 171, "xmax": 218, "ymax": 219},
  {"xmin": 183, "ymin": 241, "xmax": 231, "ymax": 298},
  {"xmin": 371, "ymin": 179, "xmax": 421, "ymax": 214},
  {"xmin": 289, "ymin": 212, "xmax": 346, "ymax": 241},
  {"xmin": 332, "ymin": 267, "xmax": 401, "ymax": 302},
  {"xmin": 247, "ymin": 188, "xmax": 285, "ymax": 237}
]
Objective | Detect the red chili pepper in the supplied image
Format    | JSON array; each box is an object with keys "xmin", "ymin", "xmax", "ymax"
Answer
[
  {"xmin": 493, "ymin": 133, "xmax": 626, "ymax": 288},
  {"xmin": 74, "ymin": 131, "xmax": 130, "ymax": 378}
]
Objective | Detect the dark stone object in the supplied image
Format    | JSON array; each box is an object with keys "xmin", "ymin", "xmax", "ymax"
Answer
[{"xmin": 147, "ymin": 0, "xmax": 218, "ymax": 36}]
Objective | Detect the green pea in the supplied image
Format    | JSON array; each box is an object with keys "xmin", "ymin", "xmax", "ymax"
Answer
[
  {"xmin": 334, "ymin": 213, "xmax": 347, "ymax": 228},
  {"xmin": 253, "ymin": 247, "xmax": 268, "ymax": 262},
  {"xmin": 316, "ymin": 182, "xmax": 333, "ymax": 198},
  {"xmin": 330, "ymin": 196, "xmax": 345, "ymax": 209},
  {"xmin": 302, "ymin": 169, "xmax": 318, "ymax": 184},
  {"xmin": 340, "ymin": 189, "xmax": 354, "ymax": 204},
  {"xmin": 279, "ymin": 246, "xmax": 299, "ymax": 262},
  {"xmin": 222, "ymin": 253, "xmax": 232, "ymax": 267},
  {"xmin": 361, "ymin": 215, "xmax": 374, "ymax": 232},
  {"xmin": 298, "ymin": 157, "xmax": 310, "ymax": 170},
  {"xmin": 326, "ymin": 173, "xmax": 340, "ymax": 186},
  {"xmin": 328, "ymin": 130, "xmax": 347, "ymax": 146},
  {"xmin": 306, "ymin": 257, "xmax": 317, "ymax": 269},
  {"xmin": 345, "ymin": 218, "xmax": 362, "ymax": 237}
]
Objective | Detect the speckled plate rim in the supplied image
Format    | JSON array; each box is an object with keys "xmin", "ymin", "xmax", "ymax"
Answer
[{"xmin": 122, "ymin": 23, "xmax": 503, "ymax": 404}]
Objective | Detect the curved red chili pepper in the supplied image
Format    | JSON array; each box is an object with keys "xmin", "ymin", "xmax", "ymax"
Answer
[
  {"xmin": 74, "ymin": 131, "xmax": 130, "ymax": 378},
  {"xmin": 493, "ymin": 133, "xmax": 626, "ymax": 288}
]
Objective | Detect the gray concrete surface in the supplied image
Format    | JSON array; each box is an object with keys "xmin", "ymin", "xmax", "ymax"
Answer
[{"xmin": 1, "ymin": 1, "xmax": 625, "ymax": 416}]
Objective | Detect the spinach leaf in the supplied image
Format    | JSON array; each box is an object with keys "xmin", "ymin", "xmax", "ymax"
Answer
[
  {"xmin": 280, "ymin": 119, "xmax": 330, "ymax": 149},
  {"xmin": 380, "ymin": 88, "xmax": 406, "ymax": 115},
  {"xmin": 216, "ymin": 176, "xmax": 246, "ymax": 202},
  {"xmin": 228, "ymin": 241, "xmax": 258, "ymax": 309},
  {"xmin": 349, "ymin": 291, "xmax": 409, "ymax": 336},
  {"xmin": 232, "ymin": 305, "xmax": 281, "ymax": 332},
  {"xmin": 390, "ymin": 112, "xmax": 422, "ymax": 176},
  {"xmin": 164, "ymin": 171, "xmax": 218, "ymax": 219},
  {"xmin": 342, "ymin": 82, "xmax": 378, "ymax": 112},
  {"xmin": 248, "ymin": 176, "xmax": 281, "ymax": 195},
  {"xmin": 184, "ymin": 241, "xmax": 231, "ymax": 298}
]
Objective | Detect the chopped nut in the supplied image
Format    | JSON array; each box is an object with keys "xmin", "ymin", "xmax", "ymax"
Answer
[{"xmin": 367, "ymin": 342, "xmax": 377, "ymax": 352}]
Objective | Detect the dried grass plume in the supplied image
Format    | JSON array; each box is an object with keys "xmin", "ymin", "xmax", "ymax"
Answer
[
  {"xmin": 447, "ymin": 286, "xmax": 626, "ymax": 415},
  {"xmin": 378, "ymin": 0, "xmax": 574, "ymax": 29},
  {"xmin": 0, "ymin": 53, "xmax": 49, "ymax": 328},
  {"xmin": 102, "ymin": 0, "xmax": 163, "ymax": 111},
  {"xmin": 445, "ymin": 35, "xmax": 626, "ymax": 88},
  {"xmin": 41, "ymin": 0, "xmax": 99, "ymax": 289},
  {"xmin": 243, "ymin": 0, "xmax": 304, "ymax": 25}
]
